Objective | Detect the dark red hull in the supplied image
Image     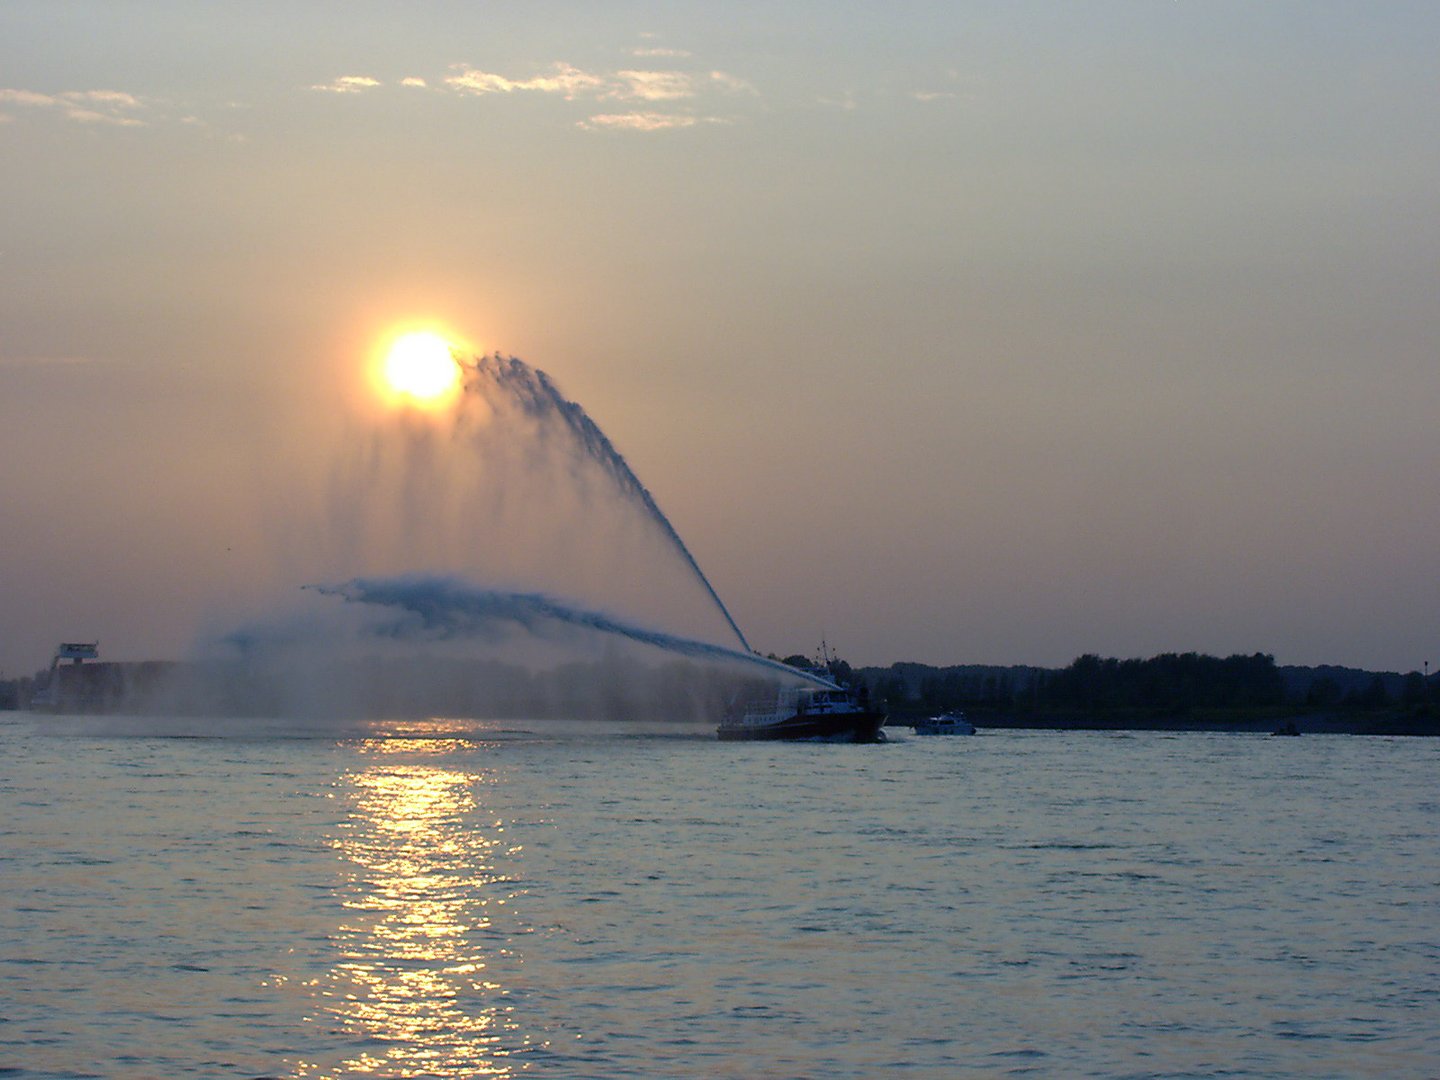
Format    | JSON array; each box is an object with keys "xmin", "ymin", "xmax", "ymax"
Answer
[{"xmin": 717, "ymin": 709, "xmax": 887, "ymax": 742}]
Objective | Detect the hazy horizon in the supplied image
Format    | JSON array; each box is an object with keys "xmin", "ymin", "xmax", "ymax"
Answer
[{"xmin": 3, "ymin": 3, "xmax": 1438, "ymax": 677}]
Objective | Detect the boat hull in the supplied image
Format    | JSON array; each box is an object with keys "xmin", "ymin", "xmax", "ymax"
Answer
[
  {"xmin": 717, "ymin": 709, "xmax": 887, "ymax": 743},
  {"xmin": 912, "ymin": 722, "xmax": 976, "ymax": 736}
]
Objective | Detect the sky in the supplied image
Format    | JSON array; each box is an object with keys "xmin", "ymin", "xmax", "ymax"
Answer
[{"xmin": 2, "ymin": 1, "xmax": 1438, "ymax": 677}]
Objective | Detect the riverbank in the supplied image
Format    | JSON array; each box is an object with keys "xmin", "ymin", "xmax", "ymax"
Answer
[{"xmin": 933, "ymin": 707, "xmax": 1440, "ymax": 736}]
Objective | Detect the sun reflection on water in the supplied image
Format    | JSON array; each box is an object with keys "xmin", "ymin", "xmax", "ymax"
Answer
[{"xmin": 297, "ymin": 734, "xmax": 533, "ymax": 1078}]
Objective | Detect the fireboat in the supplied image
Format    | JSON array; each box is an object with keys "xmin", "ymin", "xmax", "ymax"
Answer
[{"xmin": 718, "ymin": 646, "xmax": 886, "ymax": 742}]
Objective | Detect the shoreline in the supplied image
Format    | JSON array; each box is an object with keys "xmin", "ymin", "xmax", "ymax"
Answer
[{"xmin": 904, "ymin": 709, "xmax": 1440, "ymax": 737}]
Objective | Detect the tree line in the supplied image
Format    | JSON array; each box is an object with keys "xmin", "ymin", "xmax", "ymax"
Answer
[{"xmin": 857, "ymin": 652, "xmax": 1434, "ymax": 718}]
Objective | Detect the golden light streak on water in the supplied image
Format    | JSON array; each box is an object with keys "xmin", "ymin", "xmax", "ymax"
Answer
[{"xmin": 299, "ymin": 733, "xmax": 533, "ymax": 1078}]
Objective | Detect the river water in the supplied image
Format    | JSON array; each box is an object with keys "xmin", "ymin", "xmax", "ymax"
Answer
[{"xmin": 2, "ymin": 715, "xmax": 1436, "ymax": 1078}]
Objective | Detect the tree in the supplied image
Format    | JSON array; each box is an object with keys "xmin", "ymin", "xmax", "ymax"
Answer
[
  {"xmin": 1347, "ymin": 675, "xmax": 1391, "ymax": 710},
  {"xmin": 1400, "ymin": 671, "xmax": 1426, "ymax": 707},
  {"xmin": 1305, "ymin": 676, "xmax": 1342, "ymax": 708}
]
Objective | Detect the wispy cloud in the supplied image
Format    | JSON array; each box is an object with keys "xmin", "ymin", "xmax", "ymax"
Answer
[
  {"xmin": 313, "ymin": 53, "xmax": 760, "ymax": 134},
  {"xmin": 443, "ymin": 61, "xmax": 749, "ymax": 110},
  {"xmin": 0, "ymin": 87, "xmax": 147, "ymax": 126},
  {"xmin": 81, "ymin": 90, "xmax": 142, "ymax": 107},
  {"xmin": 578, "ymin": 112, "xmax": 702, "ymax": 132},
  {"xmin": 310, "ymin": 75, "xmax": 382, "ymax": 94},
  {"xmin": 911, "ymin": 70, "xmax": 983, "ymax": 106},
  {"xmin": 445, "ymin": 62, "xmax": 606, "ymax": 100},
  {"xmin": 0, "ymin": 88, "xmax": 54, "ymax": 107},
  {"xmin": 817, "ymin": 90, "xmax": 859, "ymax": 112},
  {"xmin": 171, "ymin": 112, "xmax": 246, "ymax": 143},
  {"xmin": 709, "ymin": 71, "xmax": 758, "ymax": 96},
  {"xmin": 630, "ymin": 46, "xmax": 692, "ymax": 59},
  {"xmin": 616, "ymin": 70, "xmax": 695, "ymax": 102}
]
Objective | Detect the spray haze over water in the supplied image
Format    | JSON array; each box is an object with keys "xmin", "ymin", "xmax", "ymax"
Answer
[
  {"xmin": 192, "ymin": 350, "xmax": 823, "ymax": 719},
  {"xmin": 310, "ymin": 576, "xmax": 801, "ymax": 683},
  {"xmin": 464, "ymin": 354, "xmax": 752, "ymax": 653}
]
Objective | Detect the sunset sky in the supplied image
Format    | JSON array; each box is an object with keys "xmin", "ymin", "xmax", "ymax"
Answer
[{"xmin": 2, "ymin": 2, "xmax": 1438, "ymax": 676}]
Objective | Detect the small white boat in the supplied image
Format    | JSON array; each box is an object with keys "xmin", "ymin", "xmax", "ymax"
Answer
[{"xmin": 911, "ymin": 711, "xmax": 975, "ymax": 736}]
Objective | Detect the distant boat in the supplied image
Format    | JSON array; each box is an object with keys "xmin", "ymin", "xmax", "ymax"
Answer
[
  {"xmin": 30, "ymin": 641, "xmax": 99, "ymax": 711},
  {"xmin": 912, "ymin": 711, "xmax": 976, "ymax": 736}
]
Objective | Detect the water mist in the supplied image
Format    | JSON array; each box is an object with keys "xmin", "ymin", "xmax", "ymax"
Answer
[{"xmin": 182, "ymin": 349, "xmax": 831, "ymax": 719}]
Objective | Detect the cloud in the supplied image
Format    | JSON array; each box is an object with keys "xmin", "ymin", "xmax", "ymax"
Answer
[
  {"xmin": 0, "ymin": 88, "xmax": 247, "ymax": 139},
  {"xmin": 310, "ymin": 75, "xmax": 382, "ymax": 94},
  {"xmin": 615, "ymin": 70, "xmax": 695, "ymax": 102},
  {"xmin": 0, "ymin": 87, "xmax": 147, "ymax": 126},
  {"xmin": 65, "ymin": 108, "xmax": 132, "ymax": 125},
  {"xmin": 444, "ymin": 68, "xmax": 520, "ymax": 94},
  {"xmin": 445, "ymin": 62, "xmax": 729, "ymax": 106},
  {"xmin": 77, "ymin": 89, "xmax": 142, "ymax": 108},
  {"xmin": 579, "ymin": 112, "xmax": 703, "ymax": 132},
  {"xmin": 709, "ymin": 71, "xmax": 758, "ymax": 96},
  {"xmin": 309, "ymin": 55, "xmax": 762, "ymax": 134},
  {"xmin": 445, "ymin": 62, "xmax": 606, "ymax": 100},
  {"xmin": 912, "ymin": 70, "xmax": 983, "ymax": 106},
  {"xmin": 630, "ymin": 47, "xmax": 692, "ymax": 59},
  {"xmin": 0, "ymin": 88, "xmax": 59, "ymax": 107}
]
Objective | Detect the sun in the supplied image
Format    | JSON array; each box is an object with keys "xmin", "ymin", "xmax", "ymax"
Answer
[{"xmin": 382, "ymin": 331, "xmax": 461, "ymax": 403}]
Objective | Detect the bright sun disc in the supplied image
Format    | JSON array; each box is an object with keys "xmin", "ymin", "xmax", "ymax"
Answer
[{"xmin": 383, "ymin": 331, "xmax": 460, "ymax": 401}]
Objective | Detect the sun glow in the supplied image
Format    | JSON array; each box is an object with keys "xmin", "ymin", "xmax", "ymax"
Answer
[{"xmin": 381, "ymin": 331, "xmax": 462, "ymax": 404}]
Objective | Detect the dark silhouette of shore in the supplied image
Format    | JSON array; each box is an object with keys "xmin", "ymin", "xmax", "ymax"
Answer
[
  {"xmin": 859, "ymin": 653, "xmax": 1440, "ymax": 736},
  {"xmin": 4, "ymin": 649, "xmax": 1436, "ymax": 735}
]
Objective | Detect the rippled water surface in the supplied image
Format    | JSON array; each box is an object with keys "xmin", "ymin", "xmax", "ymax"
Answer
[{"xmin": 2, "ymin": 716, "xmax": 1437, "ymax": 1078}]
